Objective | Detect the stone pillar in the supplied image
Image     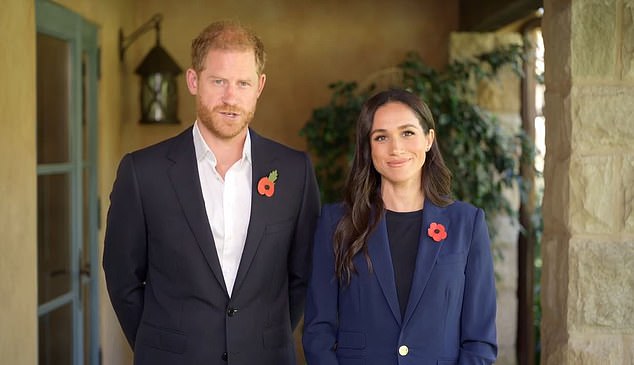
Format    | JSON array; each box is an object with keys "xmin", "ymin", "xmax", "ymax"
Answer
[
  {"xmin": 541, "ymin": 1, "xmax": 634, "ymax": 364},
  {"xmin": 450, "ymin": 32, "xmax": 523, "ymax": 365}
]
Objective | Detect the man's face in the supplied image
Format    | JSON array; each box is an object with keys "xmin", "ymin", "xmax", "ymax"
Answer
[{"xmin": 186, "ymin": 48, "xmax": 266, "ymax": 140}]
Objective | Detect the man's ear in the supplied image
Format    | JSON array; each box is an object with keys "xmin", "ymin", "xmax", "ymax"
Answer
[
  {"xmin": 186, "ymin": 68, "xmax": 198, "ymax": 95},
  {"xmin": 256, "ymin": 73, "xmax": 266, "ymax": 98}
]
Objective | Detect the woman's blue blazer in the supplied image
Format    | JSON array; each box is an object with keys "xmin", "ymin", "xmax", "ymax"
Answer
[{"xmin": 303, "ymin": 199, "xmax": 497, "ymax": 365}]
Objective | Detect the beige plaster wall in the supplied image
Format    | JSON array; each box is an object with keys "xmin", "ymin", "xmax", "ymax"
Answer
[
  {"xmin": 121, "ymin": 0, "xmax": 459, "ymax": 153},
  {"xmin": 542, "ymin": 0, "xmax": 634, "ymax": 364},
  {"xmin": 0, "ymin": 2, "xmax": 37, "ymax": 364}
]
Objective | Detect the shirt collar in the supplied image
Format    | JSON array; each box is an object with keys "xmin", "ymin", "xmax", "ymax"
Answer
[{"xmin": 192, "ymin": 120, "xmax": 252, "ymax": 165}]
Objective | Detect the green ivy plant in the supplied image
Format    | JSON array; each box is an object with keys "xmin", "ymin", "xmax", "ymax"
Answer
[{"xmin": 300, "ymin": 45, "xmax": 526, "ymax": 231}]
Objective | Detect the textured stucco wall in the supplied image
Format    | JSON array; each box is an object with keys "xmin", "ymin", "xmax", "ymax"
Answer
[
  {"xmin": 0, "ymin": 1, "xmax": 37, "ymax": 363},
  {"xmin": 122, "ymin": 0, "xmax": 459, "ymax": 153}
]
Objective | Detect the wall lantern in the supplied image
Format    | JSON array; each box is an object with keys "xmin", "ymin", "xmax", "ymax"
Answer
[{"xmin": 119, "ymin": 14, "xmax": 182, "ymax": 124}]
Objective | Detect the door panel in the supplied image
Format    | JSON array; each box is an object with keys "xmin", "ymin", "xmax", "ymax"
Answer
[
  {"xmin": 36, "ymin": 1, "xmax": 99, "ymax": 364},
  {"xmin": 39, "ymin": 303, "xmax": 73, "ymax": 365},
  {"xmin": 37, "ymin": 173, "xmax": 72, "ymax": 305},
  {"xmin": 36, "ymin": 33, "xmax": 70, "ymax": 164}
]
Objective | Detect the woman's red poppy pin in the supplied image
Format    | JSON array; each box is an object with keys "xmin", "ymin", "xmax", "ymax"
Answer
[
  {"xmin": 257, "ymin": 170, "xmax": 278, "ymax": 197},
  {"xmin": 427, "ymin": 222, "xmax": 447, "ymax": 242}
]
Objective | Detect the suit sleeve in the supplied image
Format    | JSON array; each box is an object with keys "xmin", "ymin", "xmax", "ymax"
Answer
[
  {"xmin": 102, "ymin": 153, "xmax": 147, "ymax": 348},
  {"xmin": 288, "ymin": 153, "xmax": 321, "ymax": 330},
  {"xmin": 458, "ymin": 208, "xmax": 498, "ymax": 364},
  {"xmin": 302, "ymin": 205, "xmax": 340, "ymax": 365}
]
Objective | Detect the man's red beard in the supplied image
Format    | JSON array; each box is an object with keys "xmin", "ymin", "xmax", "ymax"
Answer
[{"xmin": 197, "ymin": 101, "xmax": 255, "ymax": 140}]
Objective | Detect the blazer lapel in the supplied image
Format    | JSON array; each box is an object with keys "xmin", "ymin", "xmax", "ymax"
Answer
[
  {"xmin": 233, "ymin": 130, "xmax": 272, "ymax": 295},
  {"xmin": 167, "ymin": 128, "xmax": 228, "ymax": 295},
  {"xmin": 367, "ymin": 215, "xmax": 402, "ymax": 325},
  {"xmin": 402, "ymin": 199, "xmax": 448, "ymax": 327}
]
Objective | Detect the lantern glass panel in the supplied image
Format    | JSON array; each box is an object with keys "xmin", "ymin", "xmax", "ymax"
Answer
[{"xmin": 140, "ymin": 72, "xmax": 179, "ymax": 123}]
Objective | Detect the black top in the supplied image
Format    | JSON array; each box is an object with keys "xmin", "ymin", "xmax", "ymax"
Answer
[{"xmin": 386, "ymin": 209, "xmax": 423, "ymax": 318}]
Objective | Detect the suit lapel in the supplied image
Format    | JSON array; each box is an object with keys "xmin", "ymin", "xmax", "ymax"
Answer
[
  {"xmin": 367, "ymin": 215, "xmax": 402, "ymax": 325},
  {"xmin": 233, "ymin": 130, "xmax": 272, "ymax": 295},
  {"xmin": 402, "ymin": 199, "xmax": 448, "ymax": 327},
  {"xmin": 167, "ymin": 128, "xmax": 228, "ymax": 295}
]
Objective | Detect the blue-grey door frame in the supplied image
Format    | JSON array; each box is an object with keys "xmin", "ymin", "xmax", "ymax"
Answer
[{"xmin": 36, "ymin": 1, "xmax": 99, "ymax": 364}]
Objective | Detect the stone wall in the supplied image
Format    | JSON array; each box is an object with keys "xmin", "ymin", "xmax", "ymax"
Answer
[
  {"xmin": 450, "ymin": 32, "xmax": 523, "ymax": 365},
  {"xmin": 542, "ymin": 0, "xmax": 634, "ymax": 364}
]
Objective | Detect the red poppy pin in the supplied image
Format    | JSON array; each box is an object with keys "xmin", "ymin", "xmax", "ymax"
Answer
[
  {"xmin": 257, "ymin": 170, "xmax": 278, "ymax": 197},
  {"xmin": 427, "ymin": 222, "xmax": 447, "ymax": 242}
]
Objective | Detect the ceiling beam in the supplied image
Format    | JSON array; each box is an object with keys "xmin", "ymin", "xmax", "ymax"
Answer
[{"xmin": 459, "ymin": 0, "xmax": 543, "ymax": 31}]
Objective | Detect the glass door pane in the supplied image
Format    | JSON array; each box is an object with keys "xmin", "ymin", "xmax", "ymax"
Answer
[
  {"xmin": 81, "ymin": 167, "xmax": 92, "ymax": 364},
  {"xmin": 37, "ymin": 33, "xmax": 70, "ymax": 164},
  {"xmin": 39, "ymin": 304, "xmax": 73, "ymax": 365},
  {"xmin": 36, "ymin": 29, "xmax": 75, "ymax": 365},
  {"xmin": 37, "ymin": 3, "xmax": 99, "ymax": 363},
  {"xmin": 37, "ymin": 174, "xmax": 71, "ymax": 304},
  {"xmin": 81, "ymin": 283, "xmax": 91, "ymax": 365}
]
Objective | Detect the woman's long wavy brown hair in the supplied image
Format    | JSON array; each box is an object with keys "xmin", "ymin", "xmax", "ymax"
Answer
[{"xmin": 334, "ymin": 89, "xmax": 453, "ymax": 284}]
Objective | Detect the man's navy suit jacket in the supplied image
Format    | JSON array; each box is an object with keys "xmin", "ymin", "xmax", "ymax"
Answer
[
  {"xmin": 103, "ymin": 127, "xmax": 320, "ymax": 364},
  {"xmin": 303, "ymin": 200, "xmax": 497, "ymax": 365}
]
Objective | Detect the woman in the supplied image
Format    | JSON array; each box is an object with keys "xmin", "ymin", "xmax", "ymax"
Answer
[{"xmin": 303, "ymin": 89, "xmax": 497, "ymax": 365}]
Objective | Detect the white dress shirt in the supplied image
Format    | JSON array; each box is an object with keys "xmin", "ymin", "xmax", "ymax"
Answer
[{"xmin": 193, "ymin": 121, "xmax": 252, "ymax": 297}]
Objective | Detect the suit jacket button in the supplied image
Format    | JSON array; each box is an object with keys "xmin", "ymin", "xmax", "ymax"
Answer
[
  {"xmin": 398, "ymin": 345, "xmax": 409, "ymax": 356},
  {"xmin": 222, "ymin": 352, "xmax": 228, "ymax": 361},
  {"xmin": 227, "ymin": 308, "xmax": 238, "ymax": 317}
]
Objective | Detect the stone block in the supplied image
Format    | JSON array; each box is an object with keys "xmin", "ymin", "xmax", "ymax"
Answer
[
  {"xmin": 449, "ymin": 33, "xmax": 522, "ymax": 113},
  {"xmin": 623, "ymin": 1, "xmax": 634, "ymax": 80},
  {"xmin": 569, "ymin": 333, "xmax": 624, "ymax": 364},
  {"xmin": 571, "ymin": 86, "xmax": 634, "ymax": 153},
  {"xmin": 496, "ymin": 348, "xmax": 517, "ymax": 365},
  {"xmin": 493, "ymin": 239, "xmax": 518, "ymax": 290},
  {"xmin": 569, "ymin": 156, "xmax": 621, "ymax": 234},
  {"xmin": 449, "ymin": 33, "xmax": 495, "ymax": 61},
  {"xmin": 496, "ymin": 289, "xmax": 518, "ymax": 348},
  {"xmin": 490, "ymin": 205, "xmax": 519, "ymax": 292},
  {"xmin": 496, "ymin": 285, "xmax": 517, "ymax": 365},
  {"xmin": 542, "ymin": 338, "xmax": 567, "ymax": 365},
  {"xmin": 449, "ymin": 33, "xmax": 522, "ymax": 60},
  {"xmin": 543, "ymin": 0, "xmax": 571, "ymax": 89},
  {"xmin": 571, "ymin": 0, "xmax": 617, "ymax": 78},
  {"xmin": 543, "ymin": 90, "xmax": 572, "ymax": 160},
  {"xmin": 477, "ymin": 71, "xmax": 521, "ymax": 113},
  {"xmin": 624, "ymin": 335, "xmax": 634, "ymax": 363},
  {"xmin": 492, "ymin": 208, "xmax": 520, "ymax": 242},
  {"xmin": 569, "ymin": 239, "xmax": 634, "ymax": 329},
  {"xmin": 540, "ymin": 237, "xmax": 569, "ymax": 330},
  {"xmin": 494, "ymin": 113, "xmax": 522, "ymax": 135},
  {"xmin": 542, "ymin": 156, "xmax": 570, "ymax": 234},
  {"xmin": 624, "ymin": 156, "xmax": 634, "ymax": 233}
]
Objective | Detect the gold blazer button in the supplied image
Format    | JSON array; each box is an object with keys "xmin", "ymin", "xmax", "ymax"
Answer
[{"xmin": 398, "ymin": 345, "xmax": 409, "ymax": 356}]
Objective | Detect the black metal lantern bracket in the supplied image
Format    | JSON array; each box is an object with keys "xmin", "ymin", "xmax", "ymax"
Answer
[
  {"xmin": 119, "ymin": 14, "xmax": 182, "ymax": 124},
  {"xmin": 119, "ymin": 14, "xmax": 163, "ymax": 61}
]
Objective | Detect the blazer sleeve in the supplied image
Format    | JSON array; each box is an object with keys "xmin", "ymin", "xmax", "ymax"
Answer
[
  {"xmin": 102, "ymin": 153, "xmax": 148, "ymax": 348},
  {"xmin": 302, "ymin": 205, "xmax": 340, "ymax": 365},
  {"xmin": 458, "ymin": 208, "xmax": 498, "ymax": 364},
  {"xmin": 288, "ymin": 153, "xmax": 321, "ymax": 330}
]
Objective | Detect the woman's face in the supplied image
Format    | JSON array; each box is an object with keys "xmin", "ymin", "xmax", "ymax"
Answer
[{"xmin": 369, "ymin": 101, "xmax": 434, "ymax": 189}]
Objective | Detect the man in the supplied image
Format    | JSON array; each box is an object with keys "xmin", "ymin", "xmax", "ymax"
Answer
[{"xmin": 103, "ymin": 21, "xmax": 320, "ymax": 365}]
